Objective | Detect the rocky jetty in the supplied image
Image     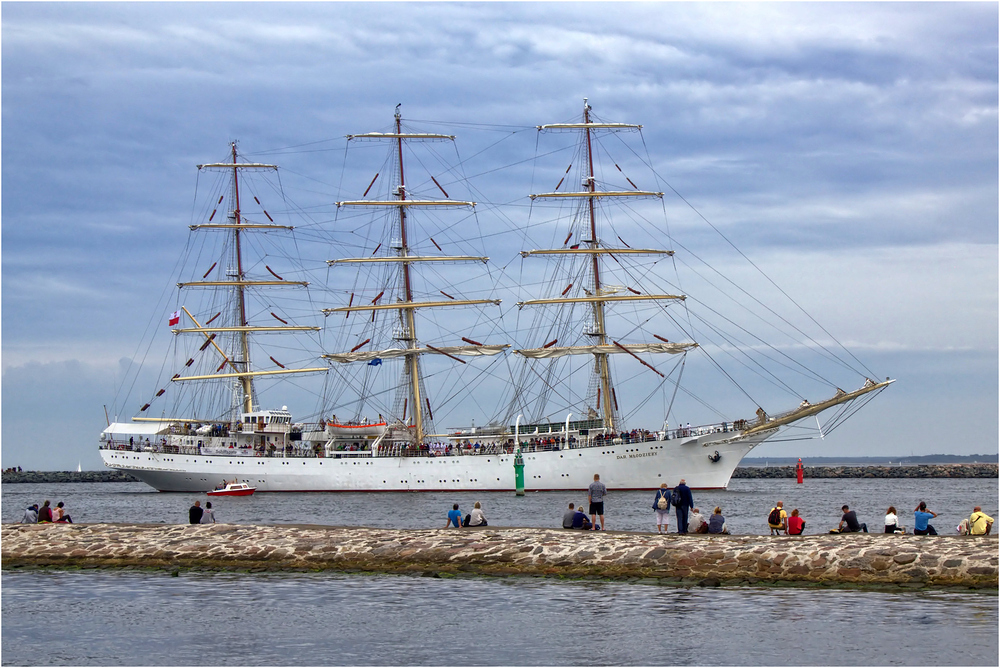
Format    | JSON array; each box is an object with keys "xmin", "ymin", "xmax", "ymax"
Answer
[
  {"xmin": 732, "ymin": 463, "xmax": 998, "ymax": 479},
  {"xmin": 3, "ymin": 464, "xmax": 995, "ymax": 485},
  {"xmin": 1, "ymin": 470, "xmax": 139, "ymax": 484},
  {"xmin": 2, "ymin": 524, "xmax": 995, "ymax": 589}
]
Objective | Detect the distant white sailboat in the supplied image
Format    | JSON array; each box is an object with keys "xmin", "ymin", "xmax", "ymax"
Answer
[{"xmin": 77, "ymin": 462, "xmax": 82, "ymax": 473}]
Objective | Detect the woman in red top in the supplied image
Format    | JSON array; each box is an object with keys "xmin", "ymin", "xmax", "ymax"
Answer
[{"xmin": 787, "ymin": 508, "xmax": 806, "ymax": 535}]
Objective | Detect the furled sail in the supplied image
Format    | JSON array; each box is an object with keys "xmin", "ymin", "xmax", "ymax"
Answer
[
  {"xmin": 324, "ymin": 344, "xmax": 510, "ymax": 363},
  {"xmin": 514, "ymin": 342, "xmax": 696, "ymax": 359}
]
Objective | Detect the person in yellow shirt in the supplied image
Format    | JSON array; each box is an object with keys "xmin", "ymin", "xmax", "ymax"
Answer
[
  {"xmin": 969, "ymin": 506, "xmax": 993, "ymax": 535},
  {"xmin": 768, "ymin": 500, "xmax": 788, "ymax": 535}
]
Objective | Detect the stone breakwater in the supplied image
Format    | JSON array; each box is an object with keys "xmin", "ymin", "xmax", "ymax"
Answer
[
  {"xmin": 733, "ymin": 464, "xmax": 998, "ymax": 479},
  {"xmin": 2, "ymin": 524, "xmax": 995, "ymax": 589},
  {"xmin": 3, "ymin": 463, "xmax": 995, "ymax": 485}
]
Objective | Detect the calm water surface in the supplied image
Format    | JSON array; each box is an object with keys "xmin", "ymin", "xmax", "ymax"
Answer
[
  {"xmin": 2, "ymin": 569, "xmax": 997, "ymax": 666},
  {"xmin": 3, "ymin": 479, "xmax": 997, "ymax": 666},
  {"xmin": 4, "ymin": 478, "xmax": 997, "ymax": 535}
]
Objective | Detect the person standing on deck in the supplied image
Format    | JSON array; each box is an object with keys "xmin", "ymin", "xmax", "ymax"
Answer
[
  {"xmin": 672, "ymin": 479, "xmax": 694, "ymax": 534},
  {"xmin": 588, "ymin": 474, "xmax": 607, "ymax": 531}
]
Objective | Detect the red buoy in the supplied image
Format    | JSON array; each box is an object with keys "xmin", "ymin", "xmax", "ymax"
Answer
[{"xmin": 796, "ymin": 458, "xmax": 804, "ymax": 484}]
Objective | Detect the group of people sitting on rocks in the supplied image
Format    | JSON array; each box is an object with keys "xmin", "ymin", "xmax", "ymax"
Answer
[
  {"xmin": 548, "ymin": 484, "xmax": 995, "ymax": 537},
  {"xmin": 21, "ymin": 500, "xmax": 72, "ymax": 524}
]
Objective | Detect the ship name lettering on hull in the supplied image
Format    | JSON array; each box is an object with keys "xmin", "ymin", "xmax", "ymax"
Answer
[{"xmin": 617, "ymin": 452, "xmax": 658, "ymax": 460}]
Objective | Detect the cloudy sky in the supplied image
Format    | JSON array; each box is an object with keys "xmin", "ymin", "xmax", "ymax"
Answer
[{"xmin": 3, "ymin": 2, "xmax": 997, "ymax": 470}]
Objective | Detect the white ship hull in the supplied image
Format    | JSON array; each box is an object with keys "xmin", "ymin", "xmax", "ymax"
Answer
[{"xmin": 100, "ymin": 430, "xmax": 773, "ymax": 492}]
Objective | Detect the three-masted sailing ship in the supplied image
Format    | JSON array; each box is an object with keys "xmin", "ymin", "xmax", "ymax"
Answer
[{"xmin": 100, "ymin": 102, "xmax": 892, "ymax": 492}]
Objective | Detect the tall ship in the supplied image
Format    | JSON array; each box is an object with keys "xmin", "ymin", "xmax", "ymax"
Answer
[{"xmin": 100, "ymin": 102, "xmax": 892, "ymax": 492}]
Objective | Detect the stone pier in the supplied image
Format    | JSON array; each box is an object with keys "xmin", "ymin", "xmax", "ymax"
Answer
[{"xmin": 2, "ymin": 524, "xmax": 996, "ymax": 589}]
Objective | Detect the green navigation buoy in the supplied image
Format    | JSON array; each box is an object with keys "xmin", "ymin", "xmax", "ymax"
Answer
[{"xmin": 514, "ymin": 448, "xmax": 525, "ymax": 496}]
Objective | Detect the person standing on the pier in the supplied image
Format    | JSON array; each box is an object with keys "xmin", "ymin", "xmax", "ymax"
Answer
[
  {"xmin": 588, "ymin": 474, "xmax": 607, "ymax": 530},
  {"xmin": 969, "ymin": 507, "xmax": 993, "ymax": 535},
  {"xmin": 652, "ymin": 483, "xmax": 671, "ymax": 534},
  {"xmin": 913, "ymin": 502, "xmax": 938, "ymax": 535},
  {"xmin": 672, "ymin": 479, "xmax": 694, "ymax": 534},
  {"xmin": 188, "ymin": 500, "xmax": 204, "ymax": 524}
]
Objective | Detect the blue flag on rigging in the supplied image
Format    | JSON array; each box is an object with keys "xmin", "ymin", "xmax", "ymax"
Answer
[{"xmin": 368, "ymin": 358, "xmax": 382, "ymax": 367}]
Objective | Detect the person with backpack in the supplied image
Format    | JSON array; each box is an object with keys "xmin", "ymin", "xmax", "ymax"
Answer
[
  {"xmin": 768, "ymin": 501, "xmax": 788, "ymax": 535},
  {"xmin": 652, "ymin": 483, "xmax": 671, "ymax": 534},
  {"xmin": 672, "ymin": 479, "xmax": 694, "ymax": 533},
  {"xmin": 969, "ymin": 506, "xmax": 994, "ymax": 535}
]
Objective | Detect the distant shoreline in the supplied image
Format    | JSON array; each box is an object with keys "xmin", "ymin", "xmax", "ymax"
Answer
[{"xmin": 2, "ymin": 463, "xmax": 996, "ymax": 485}]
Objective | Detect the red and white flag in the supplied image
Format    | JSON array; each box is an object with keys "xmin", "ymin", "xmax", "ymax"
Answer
[{"xmin": 168, "ymin": 311, "xmax": 180, "ymax": 326}]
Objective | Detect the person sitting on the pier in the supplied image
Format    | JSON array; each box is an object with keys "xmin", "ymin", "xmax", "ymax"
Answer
[
  {"xmin": 787, "ymin": 509, "xmax": 805, "ymax": 535},
  {"xmin": 913, "ymin": 502, "xmax": 938, "ymax": 535},
  {"xmin": 969, "ymin": 507, "xmax": 994, "ymax": 535},
  {"xmin": 768, "ymin": 501, "xmax": 788, "ymax": 535},
  {"xmin": 884, "ymin": 506, "xmax": 903, "ymax": 533},
  {"xmin": 37, "ymin": 500, "xmax": 53, "ymax": 523},
  {"xmin": 835, "ymin": 505, "xmax": 868, "ymax": 533},
  {"xmin": 466, "ymin": 501, "xmax": 488, "ymax": 527},
  {"xmin": 563, "ymin": 502, "xmax": 577, "ymax": 529},
  {"xmin": 21, "ymin": 504, "xmax": 38, "ymax": 524},
  {"xmin": 708, "ymin": 507, "xmax": 729, "ymax": 534},
  {"xmin": 689, "ymin": 507, "xmax": 709, "ymax": 534},
  {"xmin": 444, "ymin": 503, "xmax": 462, "ymax": 529},
  {"xmin": 572, "ymin": 504, "xmax": 592, "ymax": 530},
  {"xmin": 52, "ymin": 502, "xmax": 72, "ymax": 523}
]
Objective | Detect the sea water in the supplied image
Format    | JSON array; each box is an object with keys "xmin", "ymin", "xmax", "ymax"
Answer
[
  {"xmin": 3, "ymin": 478, "xmax": 997, "ymax": 666},
  {"xmin": 1, "ymin": 570, "xmax": 996, "ymax": 666},
  {"xmin": 3, "ymin": 478, "xmax": 996, "ymax": 535}
]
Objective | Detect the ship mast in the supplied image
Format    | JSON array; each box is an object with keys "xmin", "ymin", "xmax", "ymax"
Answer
[
  {"xmin": 168, "ymin": 143, "xmax": 325, "ymax": 422},
  {"xmin": 230, "ymin": 142, "xmax": 254, "ymax": 413},
  {"xmin": 517, "ymin": 99, "xmax": 696, "ymax": 433},
  {"xmin": 392, "ymin": 109, "xmax": 430, "ymax": 443},
  {"xmin": 324, "ymin": 108, "xmax": 505, "ymax": 445},
  {"xmin": 582, "ymin": 101, "xmax": 616, "ymax": 430}
]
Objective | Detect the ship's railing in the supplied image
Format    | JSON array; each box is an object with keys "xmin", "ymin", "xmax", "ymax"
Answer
[
  {"xmin": 99, "ymin": 439, "xmax": 321, "ymax": 458},
  {"xmin": 101, "ymin": 419, "xmax": 745, "ymax": 458}
]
